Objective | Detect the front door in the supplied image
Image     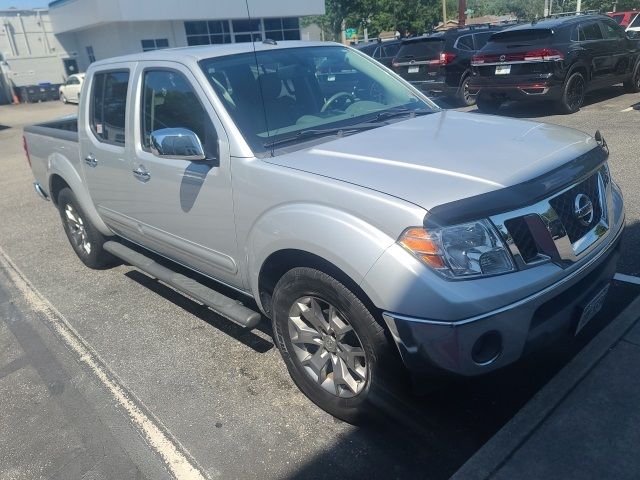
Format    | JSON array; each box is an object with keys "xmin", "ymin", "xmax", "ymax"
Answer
[{"xmin": 123, "ymin": 62, "xmax": 240, "ymax": 286}]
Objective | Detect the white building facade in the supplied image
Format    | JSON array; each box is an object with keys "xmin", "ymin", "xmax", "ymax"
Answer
[
  {"xmin": 49, "ymin": 0, "xmax": 325, "ymax": 72},
  {"xmin": 0, "ymin": 0, "xmax": 324, "ymax": 103},
  {"xmin": 0, "ymin": 8, "xmax": 75, "ymax": 102}
]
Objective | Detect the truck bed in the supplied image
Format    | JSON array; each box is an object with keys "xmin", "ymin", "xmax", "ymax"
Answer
[
  {"xmin": 23, "ymin": 114, "xmax": 78, "ymax": 143},
  {"xmin": 23, "ymin": 114, "xmax": 80, "ymax": 201}
]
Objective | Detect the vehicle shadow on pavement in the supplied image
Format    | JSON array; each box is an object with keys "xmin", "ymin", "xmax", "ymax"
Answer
[
  {"xmin": 477, "ymin": 85, "xmax": 633, "ymax": 119},
  {"xmin": 124, "ymin": 270, "xmax": 274, "ymax": 354}
]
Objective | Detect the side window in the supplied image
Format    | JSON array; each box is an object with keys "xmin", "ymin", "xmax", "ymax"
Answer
[
  {"xmin": 473, "ymin": 32, "xmax": 492, "ymax": 50},
  {"xmin": 631, "ymin": 15, "xmax": 640, "ymax": 29},
  {"xmin": 456, "ymin": 35, "xmax": 474, "ymax": 51},
  {"xmin": 383, "ymin": 43, "xmax": 400, "ymax": 57},
  {"xmin": 141, "ymin": 69, "xmax": 218, "ymax": 159},
  {"xmin": 581, "ymin": 22, "xmax": 603, "ymax": 41},
  {"xmin": 91, "ymin": 70, "xmax": 129, "ymax": 146},
  {"xmin": 602, "ymin": 21, "xmax": 625, "ymax": 39},
  {"xmin": 373, "ymin": 46, "xmax": 382, "ymax": 58}
]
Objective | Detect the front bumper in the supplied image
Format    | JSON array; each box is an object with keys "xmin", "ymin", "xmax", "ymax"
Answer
[{"xmin": 382, "ymin": 224, "xmax": 623, "ymax": 376}]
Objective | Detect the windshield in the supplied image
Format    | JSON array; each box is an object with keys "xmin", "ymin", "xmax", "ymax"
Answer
[{"xmin": 199, "ymin": 45, "xmax": 437, "ymax": 155}]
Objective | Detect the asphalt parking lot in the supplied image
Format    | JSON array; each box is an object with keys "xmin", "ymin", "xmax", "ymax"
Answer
[{"xmin": 0, "ymin": 88, "xmax": 639, "ymax": 480}]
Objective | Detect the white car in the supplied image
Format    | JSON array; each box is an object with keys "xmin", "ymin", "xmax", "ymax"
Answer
[{"xmin": 59, "ymin": 73, "xmax": 85, "ymax": 104}]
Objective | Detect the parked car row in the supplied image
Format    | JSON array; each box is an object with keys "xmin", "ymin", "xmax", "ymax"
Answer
[{"xmin": 357, "ymin": 13, "xmax": 640, "ymax": 114}]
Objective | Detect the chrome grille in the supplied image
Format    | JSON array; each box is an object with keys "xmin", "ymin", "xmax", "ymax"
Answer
[
  {"xmin": 491, "ymin": 166, "xmax": 611, "ymax": 269},
  {"xmin": 549, "ymin": 174, "xmax": 602, "ymax": 243}
]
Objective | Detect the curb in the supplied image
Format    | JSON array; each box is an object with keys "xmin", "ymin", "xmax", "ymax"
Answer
[{"xmin": 450, "ymin": 291, "xmax": 640, "ymax": 480}]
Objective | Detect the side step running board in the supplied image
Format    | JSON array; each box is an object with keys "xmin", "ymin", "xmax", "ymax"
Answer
[{"xmin": 103, "ymin": 241, "xmax": 261, "ymax": 329}]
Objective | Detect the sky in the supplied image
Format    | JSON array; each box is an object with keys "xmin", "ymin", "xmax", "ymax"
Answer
[{"xmin": 0, "ymin": 0, "xmax": 48, "ymax": 9}]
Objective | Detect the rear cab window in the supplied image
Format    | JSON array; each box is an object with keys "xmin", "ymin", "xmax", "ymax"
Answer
[
  {"xmin": 629, "ymin": 14, "xmax": 640, "ymax": 29},
  {"xmin": 90, "ymin": 70, "xmax": 130, "ymax": 146}
]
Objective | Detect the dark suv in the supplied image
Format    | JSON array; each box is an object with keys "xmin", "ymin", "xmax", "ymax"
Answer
[
  {"xmin": 355, "ymin": 39, "xmax": 402, "ymax": 68},
  {"xmin": 469, "ymin": 14, "xmax": 640, "ymax": 114},
  {"xmin": 391, "ymin": 25, "xmax": 514, "ymax": 106}
]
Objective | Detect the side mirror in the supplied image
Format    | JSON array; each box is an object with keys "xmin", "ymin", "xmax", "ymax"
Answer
[
  {"xmin": 150, "ymin": 128, "xmax": 206, "ymax": 161},
  {"xmin": 627, "ymin": 30, "xmax": 640, "ymax": 40}
]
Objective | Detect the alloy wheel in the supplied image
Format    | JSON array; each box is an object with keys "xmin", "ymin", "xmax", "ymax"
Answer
[
  {"xmin": 64, "ymin": 203, "xmax": 91, "ymax": 255},
  {"xmin": 287, "ymin": 296, "xmax": 367, "ymax": 398},
  {"xmin": 567, "ymin": 75, "xmax": 585, "ymax": 111}
]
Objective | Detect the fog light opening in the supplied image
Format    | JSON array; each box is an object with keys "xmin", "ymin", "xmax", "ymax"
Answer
[{"xmin": 471, "ymin": 331, "xmax": 503, "ymax": 365}]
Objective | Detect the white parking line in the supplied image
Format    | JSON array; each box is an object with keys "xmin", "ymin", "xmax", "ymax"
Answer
[
  {"xmin": 0, "ymin": 246, "xmax": 210, "ymax": 480},
  {"xmin": 614, "ymin": 273, "xmax": 640, "ymax": 286},
  {"xmin": 620, "ymin": 107, "xmax": 634, "ymax": 112}
]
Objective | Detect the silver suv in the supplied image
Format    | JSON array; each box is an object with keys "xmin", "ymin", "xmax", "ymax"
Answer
[{"xmin": 24, "ymin": 41, "xmax": 625, "ymax": 422}]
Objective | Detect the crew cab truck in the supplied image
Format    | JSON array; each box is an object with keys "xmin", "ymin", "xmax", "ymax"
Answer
[{"xmin": 23, "ymin": 41, "xmax": 625, "ymax": 422}]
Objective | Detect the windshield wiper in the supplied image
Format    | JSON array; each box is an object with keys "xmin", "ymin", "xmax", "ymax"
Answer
[
  {"xmin": 263, "ymin": 124, "xmax": 377, "ymax": 148},
  {"xmin": 373, "ymin": 107, "xmax": 434, "ymax": 122}
]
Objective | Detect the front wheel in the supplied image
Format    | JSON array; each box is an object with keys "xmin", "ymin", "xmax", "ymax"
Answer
[
  {"xmin": 559, "ymin": 72, "xmax": 586, "ymax": 114},
  {"xmin": 57, "ymin": 188, "xmax": 116, "ymax": 269},
  {"xmin": 60, "ymin": 93, "xmax": 67, "ymax": 104},
  {"xmin": 271, "ymin": 267, "xmax": 393, "ymax": 423}
]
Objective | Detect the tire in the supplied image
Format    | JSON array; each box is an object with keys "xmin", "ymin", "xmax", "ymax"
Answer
[
  {"xmin": 60, "ymin": 93, "xmax": 67, "ymax": 104},
  {"xmin": 271, "ymin": 267, "xmax": 393, "ymax": 423},
  {"xmin": 57, "ymin": 188, "xmax": 116, "ymax": 269},
  {"xmin": 476, "ymin": 94, "xmax": 502, "ymax": 114},
  {"xmin": 623, "ymin": 62, "xmax": 640, "ymax": 93},
  {"xmin": 456, "ymin": 75, "xmax": 476, "ymax": 107},
  {"xmin": 559, "ymin": 71, "xmax": 586, "ymax": 114}
]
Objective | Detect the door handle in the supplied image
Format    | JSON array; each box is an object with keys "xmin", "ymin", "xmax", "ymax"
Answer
[
  {"xmin": 84, "ymin": 154, "xmax": 97, "ymax": 167},
  {"xmin": 132, "ymin": 166, "xmax": 151, "ymax": 182}
]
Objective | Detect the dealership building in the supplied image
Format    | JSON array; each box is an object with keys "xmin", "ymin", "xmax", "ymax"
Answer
[{"xmin": 0, "ymin": 0, "xmax": 324, "ymax": 103}]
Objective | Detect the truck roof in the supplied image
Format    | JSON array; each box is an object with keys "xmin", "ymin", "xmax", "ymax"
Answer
[{"xmin": 90, "ymin": 41, "xmax": 339, "ymax": 67}]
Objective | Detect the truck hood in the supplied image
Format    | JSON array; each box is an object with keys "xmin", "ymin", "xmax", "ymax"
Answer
[{"xmin": 265, "ymin": 110, "xmax": 596, "ymax": 211}]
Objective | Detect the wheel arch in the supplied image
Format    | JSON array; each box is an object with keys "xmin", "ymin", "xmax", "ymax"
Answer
[
  {"xmin": 258, "ymin": 249, "xmax": 381, "ymax": 322},
  {"xmin": 47, "ymin": 154, "xmax": 112, "ymax": 236}
]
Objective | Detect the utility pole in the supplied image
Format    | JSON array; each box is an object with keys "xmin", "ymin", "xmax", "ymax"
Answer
[
  {"xmin": 458, "ymin": 0, "xmax": 466, "ymax": 27},
  {"xmin": 442, "ymin": 0, "xmax": 447, "ymax": 28},
  {"xmin": 576, "ymin": 0, "xmax": 582, "ymax": 13}
]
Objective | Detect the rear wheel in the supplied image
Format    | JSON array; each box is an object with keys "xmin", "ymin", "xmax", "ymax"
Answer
[
  {"xmin": 559, "ymin": 72, "xmax": 586, "ymax": 114},
  {"xmin": 271, "ymin": 267, "xmax": 393, "ymax": 423},
  {"xmin": 57, "ymin": 188, "xmax": 116, "ymax": 269},
  {"xmin": 456, "ymin": 75, "xmax": 476, "ymax": 107},
  {"xmin": 623, "ymin": 62, "xmax": 640, "ymax": 93},
  {"xmin": 476, "ymin": 94, "xmax": 502, "ymax": 114}
]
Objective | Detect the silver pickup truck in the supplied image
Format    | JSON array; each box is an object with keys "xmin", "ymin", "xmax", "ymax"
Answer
[{"xmin": 23, "ymin": 41, "xmax": 624, "ymax": 422}]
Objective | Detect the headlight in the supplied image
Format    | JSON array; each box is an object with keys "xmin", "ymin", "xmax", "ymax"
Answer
[{"xmin": 398, "ymin": 220, "xmax": 515, "ymax": 279}]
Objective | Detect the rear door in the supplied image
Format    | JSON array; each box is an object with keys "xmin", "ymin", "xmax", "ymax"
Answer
[
  {"xmin": 576, "ymin": 21, "xmax": 611, "ymax": 83},
  {"xmin": 80, "ymin": 64, "xmax": 140, "ymax": 241},
  {"xmin": 124, "ymin": 61, "xmax": 240, "ymax": 285},
  {"xmin": 599, "ymin": 18, "xmax": 633, "ymax": 78},
  {"xmin": 393, "ymin": 38, "xmax": 444, "ymax": 81}
]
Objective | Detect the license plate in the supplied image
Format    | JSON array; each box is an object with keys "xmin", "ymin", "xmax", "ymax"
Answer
[
  {"xmin": 495, "ymin": 65, "xmax": 511, "ymax": 75},
  {"xmin": 408, "ymin": 66, "xmax": 419, "ymax": 74},
  {"xmin": 575, "ymin": 284, "xmax": 610, "ymax": 335}
]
